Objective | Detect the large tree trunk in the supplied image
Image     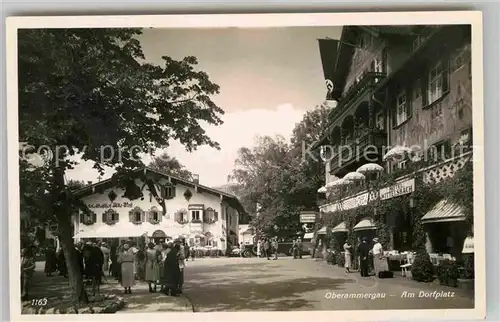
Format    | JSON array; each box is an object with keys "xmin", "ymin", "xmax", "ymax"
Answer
[{"xmin": 54, "ymin": 168, "xmax": 89, "ymax": 304}]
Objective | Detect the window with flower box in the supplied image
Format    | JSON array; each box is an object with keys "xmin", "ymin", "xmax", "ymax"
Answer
[
  {"xmin": 160, "ymin": 184, "xmax": 176, "ymax": 200},
  {"xmin": 174, "ymin": 209, "xmax": 189, "ymax": 224},
  {"xmin": 102, "ymin": 209, "xmax": 119, "ymax": 225}
]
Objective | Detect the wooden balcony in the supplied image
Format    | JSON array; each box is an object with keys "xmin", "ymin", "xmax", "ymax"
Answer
[
  {"xmin": 328, "ymin": 71, "xmax": 386, "ymax": 123},
  {"xmin": 329, "ymin": 130, "xmax": 387, "ymax": 175}
]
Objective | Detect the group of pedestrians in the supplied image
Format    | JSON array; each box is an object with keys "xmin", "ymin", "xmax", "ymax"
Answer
[
  {"xmin": 342, "ymin": 237, "xmax": 385, "ymax": 277},
  {"xmin": 36, "ymin": 237, "xmax": 191, "ymax": 298},
  {"xmin": 255, "ymin": 237, "xmax": 279, "ymax": 260}
]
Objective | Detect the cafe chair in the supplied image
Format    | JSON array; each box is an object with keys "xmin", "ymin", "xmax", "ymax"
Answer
[{"xmin": 400, "ymin": 252, "xmax": 415, "ymax": 277}]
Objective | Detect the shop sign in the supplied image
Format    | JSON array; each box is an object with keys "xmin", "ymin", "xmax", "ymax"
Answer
[
  {"xmin": 379, "ymin": 179, "xmax": 415, "ymax": 201},
  {"xmin": 300, "ymin": 211, "xmax": 317, "ymax": 223},
  {"xmin": 87, "ymin": 202, "xmax": 134, "ymax": 209}
]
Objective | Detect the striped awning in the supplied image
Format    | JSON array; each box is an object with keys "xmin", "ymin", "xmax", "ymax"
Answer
[
  {"xmin": 303, "ymin": 232, "xmax": 314, "ymax": 239},
  {"xmin": 353, "ymin": 218, "xmax": 376, "ymax": 231},
  {"xmin": 332, "ymin": 221, "xmax": 348, "ymax": 233},
  {"xmin": 317, "ymin": 226, "xmax": 329, "ymax": 235},
  {"xmin": 421, "ymin": 200, "xmax": 466, "ymax": 223}
]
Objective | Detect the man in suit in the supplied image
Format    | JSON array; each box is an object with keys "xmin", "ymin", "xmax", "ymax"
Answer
[
  {"xmin": 357, "ymin": 237, "xmax": 371, "ymax": 277},
  {"xmin": 263, "ymin": 238, "xmax": 271, "ymax": 260}
]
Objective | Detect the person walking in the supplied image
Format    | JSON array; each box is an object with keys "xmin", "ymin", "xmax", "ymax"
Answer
[
  {"xmin": 372, "ymin": 238, "xmax": 385, "ymax": 277},
  {"xmin": 292, "ymin": 239, "xmax": 298, "ymax": 259},
  {"xmin": 145, "ymin": 242, "xmax": 161, "ymax": 292},
  {"xmin": 357, "ymin": 237, "xmax": 371, "ymax": 277},
  {"xmin": 343, "ymin": 241, "xmax": 352, "ymax": 273},
  {"xmin": 272, "ymin": 237, "xmax": 278, "ymax": 260},
  {"xmin": 297, "ymin": 237, "xmax": 303, "ymax": 259},
  {"xmin": 159, "ymin": 242, "xmax": 169, "ymax": 293},
  {"xmin": 88, "ymin": 243, "xmax": 104, "ymax": 296},
  {"xmin": 162, "ymin": 242, "xmax": 181, "ymax": 296},
  {"xmin": 117, "ymin": 243, "xmax": 135, "ymax": 294},
  {"xmin": 21, "ymin": 247, "xmax": 36, "ymax": 301},
  {"xmin": 177, "ymin": 239, "xmax": 186, "ymax": 293},
  {"xmin": 257, "ymin": 239, "xmax": 262, "ymax": 258},
  {"xmin": 56, "ymin": 247, "xmax": 67, "ymax": 277},
  {"xmin": 263, "ymin": 238, "xmax": 271, "ymax": 260},
  {"xmin": 44, "ymin": 245, "xmax": 57, "ymax": 277},
  {"xmin": 99, "ymin": 242, "xmax": 110, "ymax": 280},
  {"xmin": 239, "ymin": 242, "xmax": 245, "ymax": 258}
]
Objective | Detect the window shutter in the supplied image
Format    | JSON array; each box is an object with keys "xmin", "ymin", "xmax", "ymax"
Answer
[
  {"xmin": 174, "ymin": 211, "xmax": 180, "ymax": 222},
  {"xmin": 391, "ymin": 106, "xmax": 397, "ymax": 128},
  {"xmin": 160, "ymin": 185, "xmax": 166, "ymax": 199},
  {"xmin": 406, "ymin": 88, "xmax": 413, "ymax": 119},
  {"xmin": 171, "ymin": 185, "xmax": 176, "ymax": 198},
  {"xmin": 80, "ymin": 213, "xmax": 84, "ymax": 223},
  {"xmin": 214, "ymin": 212, "xmax": 219, "ymax": 221},
  {"xmin": 91, "ymin": 213, "xmax": 97, "ymax": 224},
  {"xmin": 421, "ymin": 73, "xmax": 428, "ymax": 106},
  {"xmin": 442, "ymin": 58, "xmax": 450, "ymax": 93},
  {"xmin": 141, "ymin": 210, "xmax": 146, "ymax": 222},
  {"xmin": 146, "ymin": 211, "xmax": 151, "ymax": 223},
  {"xmin": 116, "ymin": 213, "xmax": 120, "ymax": 223},
  {"xmin": 129, "ymin": 211, "xmax": 134, "ymax": 222},
  {"xmin": 102, "ymin": 213, "xmax": 106, "ymax": 224},
  {"xmin": 158, "ymin": 211, "xmax": 162, "ymax": 222},
  {"xmin": 203, "ymin": 210, "xmax": 208, "ymax": 222}
]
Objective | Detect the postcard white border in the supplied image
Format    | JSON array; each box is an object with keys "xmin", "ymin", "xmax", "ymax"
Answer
[{"xmin": 6, "ymin": 11, "xmax": 485, "ymax": 322}]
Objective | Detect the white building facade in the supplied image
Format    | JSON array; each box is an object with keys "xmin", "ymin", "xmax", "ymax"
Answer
[{"xmin": 73, "ymin": 168, "xmax": 243, "ymax": 252}]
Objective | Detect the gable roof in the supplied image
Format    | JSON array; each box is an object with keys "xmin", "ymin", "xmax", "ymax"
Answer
[{"xmin": 73, "ymin": 167, "xmax": 246, "ymax": 214}]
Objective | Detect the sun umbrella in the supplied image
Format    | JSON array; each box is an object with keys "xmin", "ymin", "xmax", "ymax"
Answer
[
  {"xmin": 356, "ymin": 163, "xmax": 384, "ymax": 174},
  {"xmin": 383, "ymin": 145, "xmax": 413, "ymax": 161},
  {"xmin": 343, "ymin": 172, "xmax": 366, "ymax": 181},
  {"xmin": 326, "ymin": 178, "xmax": 354, "ymax": 188},
  {"xmin": 317, "ymin": 186, "xmax": 327, "ymax": 193}
]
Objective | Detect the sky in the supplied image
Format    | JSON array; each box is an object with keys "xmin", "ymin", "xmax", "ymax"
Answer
[{"xmin": 66, "ymin": 26, "xmax": 342, "ymax": 187}]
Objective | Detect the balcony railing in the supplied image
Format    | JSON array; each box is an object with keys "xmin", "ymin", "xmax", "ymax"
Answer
[
  {"xmin": 329, "ymin": 130, "xmax": 387, "ymax": 173},
  {"xmin": 319, "ymin": 151, "xmax": 472, "ymax": 213},
  {"xmin": 328, "ymin": 71, "xmax": 386, "ymax": 124}
]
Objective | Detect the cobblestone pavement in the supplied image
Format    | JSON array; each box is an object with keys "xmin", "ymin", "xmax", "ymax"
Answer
[
  {"xmin": 26, "ymin": 262, "xmax": 192, "ymax": 313},
  {"xmin": 182, "ymin": 256, "xmax": 474, "ymax": 312}
]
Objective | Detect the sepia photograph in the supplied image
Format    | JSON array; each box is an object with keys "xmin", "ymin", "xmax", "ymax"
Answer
[{"xmin": 6, "ymin": 12, "xmax": 484, "ymax": 321}]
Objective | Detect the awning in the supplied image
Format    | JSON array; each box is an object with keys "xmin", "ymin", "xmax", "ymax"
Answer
[
  {"xmin": 332, "ymin": 221, "xmax": 348, "ymax": 233},
  {"xmin": 421, "ymin": 200, "xmax": 466, "ymax": 223},
  {"xmin": 303, "ymin": 232, "xmax": 314, "ymax": 239},
  {"xmin": 353, "ymin": 218, "xmax": 376, "ymax": 231},
  {"xmin": 317, "ymin": 226, "xmax": 329, "ymax": 235}
]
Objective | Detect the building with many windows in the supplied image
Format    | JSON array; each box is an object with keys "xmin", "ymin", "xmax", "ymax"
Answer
[
  {"xmin": 311, "ymin": 25, "xmax": 473, "ymax": 261},
  {"xmin": 72, "ymin": 167, "xmax": 243, "ymax": 252}
]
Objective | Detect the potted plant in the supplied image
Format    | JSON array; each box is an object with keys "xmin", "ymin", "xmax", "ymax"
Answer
[
  {"xmin": 457, "ymin": 254, "xmax": 474, "ymax": 292},
  {"xmin": 446, "ymin": 262, "xmax": 460, "ymax": 287}
]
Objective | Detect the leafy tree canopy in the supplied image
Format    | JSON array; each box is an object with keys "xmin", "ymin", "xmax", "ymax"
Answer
[
  {"xmin": 231, "ymin": 103, "xmax": 330, "ymax": 237},
  {"xmin": 147, "ymin": 152, "xmax": 193, "ymax": 181}
]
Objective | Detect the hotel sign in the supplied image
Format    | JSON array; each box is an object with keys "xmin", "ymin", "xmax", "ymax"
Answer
[
  {"xmin": 320, "ymin": 178, "xmax": 415, "ymax": 213},
  {"xmin": 379, "ymin": 179, "xmax": 415, "ymax": 201},
  {"xmin": 87, "ymin": 202, "xmax": 134, "ymax": 209},
  {"xmin": 300, "ymin": 211, "xmax": 318, "ymax": 223}
]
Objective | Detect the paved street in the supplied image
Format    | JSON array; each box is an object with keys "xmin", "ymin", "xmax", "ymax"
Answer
[{"xmin": 182, "ymin": 256, "xmax": 474, "ymax": 312}]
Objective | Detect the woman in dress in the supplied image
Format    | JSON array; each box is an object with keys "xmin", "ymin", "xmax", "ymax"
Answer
[
  {"xmin": 343, "ymin": 241, "xmax": 352, "ymax": 273},
  {"xmin": 145, "ymin": 242, "xmax": 161, "ymax": 292},
  {"xmin": 158, "ymin": 242, "xmax": 169, "ymax": 292},
  {"xmin": 162, "ymin": 242, "xmax": 181, "ymax": 296},
  {"xmin": 44, "ymin": 245, "xmax": 57, "ymax": 277},
  {"xmin": 100, "ymin": 242, "xmax": 110, "ymax": 276},
  {"xmin": 117, "ymin": 243, "xmax": 135, "ymax": 294}
]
